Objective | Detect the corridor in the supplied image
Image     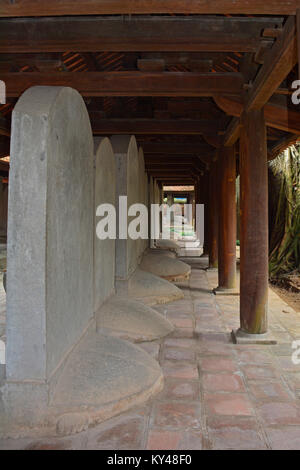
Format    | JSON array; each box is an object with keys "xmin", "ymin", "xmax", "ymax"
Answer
[{"xmin": 1, "ymin": 258, "xmax": 299, "ymax": 450}]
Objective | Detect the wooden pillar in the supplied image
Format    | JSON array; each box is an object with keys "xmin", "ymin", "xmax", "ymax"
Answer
[
  {"xmin": 217, "ymin": 146, "xmax": 237, "ymax": 290},
  {"xmin": 192, "ymin": 189, "xmax": 196, "ymax": 230},
  {"xmin": 195, "ymin": 179, "xmax": 200, "ymax": 236},
  {"xmin": 203, "ymin": 200, "xmax": 210, "ymax": 255},
  {"xmin": 199, "ymin": 174, "xmax": 209, "ymax": 256},
  {"xmin": 297, "ymin": 9, "xmax": 300, "ymax": 80},
  {"xmin": 158, "ymin": 181, "xmax": 163, "ymax": 233},
  {"xmin": 239, "ymin": 109, "xmax": 268, "ymax": 335},
  {"xmin": 208, "ymin": 160, "xmax": 219, "ymax": 269}
]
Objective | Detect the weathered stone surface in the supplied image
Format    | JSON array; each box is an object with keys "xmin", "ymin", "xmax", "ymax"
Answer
[
  {"xmin": 51, "ymin": 333, "xmax": 163, "ymax": 434},
  {"xmin": 140, "ymin": 253, "xmax": 191, "ymax": 282},
  {"xmin": 129, "ymin": 268, "xmax": 184, "ymax": 305},
  {"xmin": 94, "ymin": 137, "xmax": 116, "ymax": 312},
  {"xmin": 111, "ymin": 135, "xmax": 141, "ymax": 285},
  {"xmin": 148, "ymin": 249, "xmax": 176, "ymax": 259},
  {"xmin": 6, "ymin": 86, "xmax": 94, "ymax": 382},
  {"xmin": 94, "ymin": 138, "xmax": 173, "ymax": 342},
  {"xmin": 138, "ymin": 146, "xmax": 149, "ymax": 256},
  {"xmin": 156, "ymin": 239, "xmax": 180, "ymax": 252},
  {"xmin": 0, "ymin": 331, "xmax": 163, "ymax": 437},
  {"xmin": 97, "ymin": 297, "xmax": 174, "ymax": 342},
  {"xmin": 1, "ymin": 88, "xmax": 164, "ymax": 438}
]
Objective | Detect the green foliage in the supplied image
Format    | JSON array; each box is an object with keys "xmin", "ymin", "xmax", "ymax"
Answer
[{"xmin": 268, "ymin": 145, "xmax": 300, "ymax": 278}]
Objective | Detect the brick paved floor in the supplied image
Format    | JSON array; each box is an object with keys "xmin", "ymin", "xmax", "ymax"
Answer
[{"xmin": 0, "ymin": 258, "xmax": 300, "ymax": 450}]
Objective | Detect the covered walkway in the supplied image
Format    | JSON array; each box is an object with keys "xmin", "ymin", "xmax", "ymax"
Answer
[
  {"xmin": 0, "ymin": 2, "xmax": 299, "ymax": 448},
  {"xmin": 1, "ymin": 260, "xmax": 299, "ymax": 450}
]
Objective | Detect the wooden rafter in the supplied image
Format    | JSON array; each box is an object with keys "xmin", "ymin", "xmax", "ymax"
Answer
[
  {"xmin": 142, "ymin": 142, "xmax": 213, "ymax": 155},
  {"xmin": 0, "ymin": 16, "xmax": 282, "ymax": 53},
  {"xmin": 0, "ymin": 0, "xmax": 297, "ymax": 16},
  {"xmin": 2, "ymin": 72, "xmax": 244, "ymax": 98},
  {"xmin": 223, "ymin": 118, "xmax": 241, "ymax": 147},
  {"xmin": 214, "ymin": 95, "xmax": 300, "ymax": 134},
  {"xmin": 92, "ymin": 119, "xmax": 221, "ymax": 135},
  {"xmin": 246, "ymin": 15, "xmax": 298, "ymax": 111}
]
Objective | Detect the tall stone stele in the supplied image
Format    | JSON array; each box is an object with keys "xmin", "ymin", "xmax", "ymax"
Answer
[
  {"xmin": 1, "ymin": 88, "xmax": 163, "ymax": 436},
  {"xmin": 3, "ymin": 86, "xmax": 94, "ymax": 425}
]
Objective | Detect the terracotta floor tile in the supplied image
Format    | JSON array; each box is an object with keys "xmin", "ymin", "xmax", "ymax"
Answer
[
  {"xmin": 248, "ymin": 381, "xmax": 293, "ymax": 401},
  {"xmin": 203, "ymin": 372, "xmax": 246, "ymax": 393},
  {"xmin": 200, "ymin": 357, "xmax": 238, "ymax": 373},
  {"xmin": 266, "ymin": 426, "xmax": 300, "ymax": 450},
  {"xmin": 2, "ymin": 265, "xmax": 300, "ymax": 450},
  {"xmin": 168, "ymin": 316, "xmax": 194, "ymax": 329},
  {"xmin": 161, "ymin": 379, "xmax": 200, "ymax": 401},
  {"xmin": 242, "ymin": 365, "xmax": 279, "ymax": 381},
  {"xmin": 257, "ymin": 402, "xmax": 300, "ymax": 425},
  {"xmin": 207, "ymin": 416, "xmax": 266, "ymax": 450},
  {"xmin": 161, "ymin": 360, "xmax": 199, "ymax": 380},
  {"xmin": 204, "ymin": 392, "xmax": 254, "ymax": 416},
  {"xmin": 171, "ymin": 327, "xmax": 195, "ymax": 339},
  {"xmin": 152, "ymin": 401, "xmax": 201, "ymax": 428},
  {"xmin": 163, "ymin": 337, "xmax": 198, "ymax": 349},
  {"xmin": 147, "ymin": 428, "xmax": 203, "ymax": 450},
  {"xmin": 86, "ymin": 416, "xmax": 145, "ymax": 450},
  {"xmin": 163, "ymin": 347, "xmax": 196, "ymax": 362},
  {"xmin": 236, "ymin": 350, "xmax": 273, "ymax": 364}
]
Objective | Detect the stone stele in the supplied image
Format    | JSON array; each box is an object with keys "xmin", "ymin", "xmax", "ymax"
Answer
[{"xmin": 0, "ymin": 87, "xmax": 163, "ymax": 438}]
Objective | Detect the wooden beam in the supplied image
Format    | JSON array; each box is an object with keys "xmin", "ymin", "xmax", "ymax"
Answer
[
  {"xmin": 0, "ymin": 159, "xmax": 9, "ymax": 172},
  {"xmin": 148, "ymin": 170, "xmax": 198, "ymax": 178},
  {"xmin": 3, "ymin": 72, "xmax": 244, "ymax": 98},
  {"xmin": 0, "ymin": 1, "xmax": 297, "ymax": 16},
  {"xmin": 0, "ymin": 113, "xmax": 10, "ymax": 137},
  {"xmin": 268, "ymin": 133, "xmax": 300, "ymax": 160},
  {"xmin": 0, "ymin": 118, "xmax": 220, "ymax": 138},
  {"xmin": 0, "ymin": 137, "xmax": 10, "ymax": 158},
  {"xmin": 92, "ymin": 119, "xmax": 221, "ymax": 135},
  {"xmin": 137, "ymin": 60, "xmax": 165, "ymax": 72},
  {"xmin": 145, "ymin": 154, "xmax": 210, "ymax": 169},
  {"xmin": 0, "ymin": 123, "xmax": 10, "ymax": 137},
  {"xmin": 142, "ymin": 142, "xmax": 213, "ymax": 155},
  {"xmin": 146, "ymin": 162, "xmax": 200, "ymax": 169},
  {"xmin": 147, "ymin": 167, "xmax": 196, "ymax": 173},
  {"xmin": 159, "ymin": 180, "xmax": 196, "ymax": 184},
  {"xmin": 146, "ymin": 164, "xmax": 199, "ymax": 171},
  {"xmin": 148, "ymin": 157, "xmax": 204, "ymax": 168},
  {"xmin": 246, "ymin": 15, "xmax": 298, "ymax": 111},
  {"xmin": 143, "ymin": 147, "xmax": 212, "ymax": 166},
  {"xmin": 297, "ymin": 9, "xmax": 300, "ymax": 79},
  {"xmin": 215, "ymin": 95, "xmax": 300, "ymax": 134},
  {"xmin": 223, "ymin": 118, "xmax": 241, "ymax": 147},
  {"xmin": 0, "ymin": 16, "xmax": 283, "ymax": 53}
]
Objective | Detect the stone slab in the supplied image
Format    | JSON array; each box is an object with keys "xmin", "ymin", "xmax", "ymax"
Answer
[
  {"xmin": 140, "ymin": 253, "xmax": 191, "ymax": 282},
  {"xmin": 1, "ymin": 331, "xmax": 163, "ymax": 438},
  {"xmin": 129, "ymin": 268, "xmax": 184, "ymax": 306},
  {"xmin": 111, "ymin": 135, "xmax": 140, "ymax": 283},
  {"xmin": 94, "ymin": 137, "xmax": 116, "ymax": 312},
  {"xmin": 96, "ymin": 296, "xmax": 174, "ymax": 342},
  {"xmin": 156, "ymin": 239, "xmax": 180, "ymax": 252},
  {"xmin": 231, "ymin": 329, "xmax": 277, "ymax": 345},
  {"xmin": 149, "ymin": 249, "xmax": 176, "ymax": 259},
  {"xmin": 6, "ymin": 86, "xmax": 94, "ymax": 382}
]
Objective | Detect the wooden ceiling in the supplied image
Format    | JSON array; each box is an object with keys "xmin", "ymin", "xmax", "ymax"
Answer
[{"xmin": 0, "ymin": 2, "xmax": 299, "ymax": 184}]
